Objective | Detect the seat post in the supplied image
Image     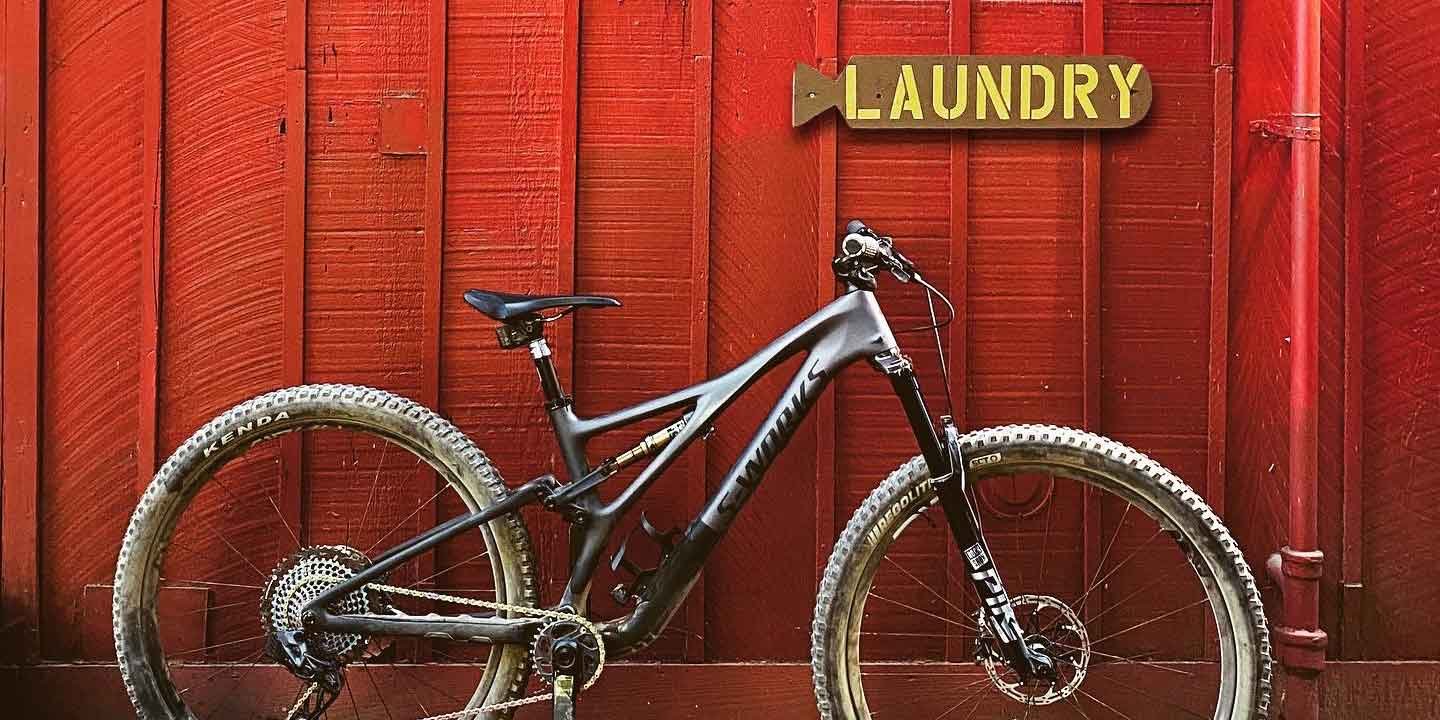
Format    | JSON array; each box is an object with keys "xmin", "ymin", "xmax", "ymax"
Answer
[{"xmin": 529, "ymin": 337, "xmax": 571, "ymax": 409}]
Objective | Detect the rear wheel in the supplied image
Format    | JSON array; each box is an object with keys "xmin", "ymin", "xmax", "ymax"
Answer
[
  {"xmin": 114, "ymin": 384, "xmax": 539, "ymax": 719},
  {"xmin": 812, "ymin": 425, "xmax": 1272, "ymax": 720}
]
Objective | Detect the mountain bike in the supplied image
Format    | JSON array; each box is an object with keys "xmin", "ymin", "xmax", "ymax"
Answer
[{"xmin": 114, "ymin": 220, "xmax": 1272, "ymax": 720}]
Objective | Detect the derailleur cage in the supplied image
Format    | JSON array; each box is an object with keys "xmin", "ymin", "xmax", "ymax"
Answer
[{"xmin": 607, "ymin": 512, "xmax": 680, "ymax": 605}]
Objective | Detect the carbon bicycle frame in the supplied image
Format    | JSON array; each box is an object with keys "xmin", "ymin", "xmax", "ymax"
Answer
[{"xmin": 307, "ymin": 286, "xmax": 961, "ymax": 658}]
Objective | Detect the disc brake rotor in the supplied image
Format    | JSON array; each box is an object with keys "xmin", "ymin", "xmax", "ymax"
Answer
[{"xmin": 978, "ymin": 593, "xmax": 1091, "ymax": 706}]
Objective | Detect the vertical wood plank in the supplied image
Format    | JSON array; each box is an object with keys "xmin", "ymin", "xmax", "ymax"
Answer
[
  {"xmin": 1, "ymin": 0, "xmax": 43, "ymax": 661},
  {"xmin": 422, "ymin": 0, "xmax": 447, "ymax": 427},
  {"xmin": 1080, "ymin": 0, "xmax": 1104, "ymax": 633},
  {"xmin": 1340, "ymin": 0, "xmax": 1365, "ymax": 660},
  {"xmin": 415, "ymin": 0, "xmax": 448, "ymax": 659},
  {"xmin": 137, "ymin": 0, "xmax": 166, "ymax": 490},
  {"xmin": 1209, "ymin": 4, "xmax": 1235, "ymax": 516},
  {"xmin": 944, "ymin": 0, "xmax": 971, "ymax": 664},
  {"xmin": 281, "ymin": 0, "xmax": 308, "ymax": 540},
  {"xmin": 812, "ymin": 0, "xmax": 838, "ymax": 601},
  {"xmin": 556, "ymin": 0, "xmax": 580, "ymax": 386},
  {"xmin": 688, "ymin": 0, "xmax": 714, "ymax": 664},
  {"xmin": 1081, "ymin": 0, "xmax": 1102, "ymax": 433}
]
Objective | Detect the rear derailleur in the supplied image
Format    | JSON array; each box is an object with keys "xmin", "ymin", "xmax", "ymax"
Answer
[{"xmin": 268, "ymin": 630, "xmax": 344, "ymax": 719}]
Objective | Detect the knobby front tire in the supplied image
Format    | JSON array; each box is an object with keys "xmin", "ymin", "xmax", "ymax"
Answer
[
  {"xmin": 113, "ymin": 384, "xmax": 539, "ymax": 719},
  {"xmin": 812, "ymin": 424, "xmax": 1273, "ymax": 720}
]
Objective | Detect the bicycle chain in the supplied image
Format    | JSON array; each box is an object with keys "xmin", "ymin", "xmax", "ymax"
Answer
[{"xmin": 286, "ymin": 580, "xmax": 606, "ymax": 720}]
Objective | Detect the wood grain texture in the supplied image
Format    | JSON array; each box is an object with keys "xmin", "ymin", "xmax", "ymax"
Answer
[
  {"xmin": 11, "ymin": 0, "xmax": 1440, "ymax": 704},
  {"xmin": 835, "ymin": 0, "xmax": 952, "ymax": 664},
  {"xmin": 1227, "ymin": 0, "xmax": 1293, "ymax": 587},
  {"xmin": 2, "ymin": 0, "xmax": 45, "ymax": 662},
  {"xmin": 706, "ymin": 0, "xmax": 819, "ymax": 660},
  {"xmin": 18, "ymin": 661, "xmax": 1436, "ymax": 718},
  {"xmin": 440, "ymin": 0, "xmax": 568, "ymax": 599},
  {"xmin": 37, "ymin": 0, "xmax": 148, "ymax": 661},
  {"xmin": 571, "ymin": 0, "xmax": 705, "ymax": 660},
  {"xmin": 1357, "ymin": 0, "xmax": 1440, "ymax": 660}
]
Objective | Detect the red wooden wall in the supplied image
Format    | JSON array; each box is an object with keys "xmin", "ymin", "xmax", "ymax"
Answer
[{"xmin": 3, "ymin": 0, "xmax": 1439, "ymax": 716}]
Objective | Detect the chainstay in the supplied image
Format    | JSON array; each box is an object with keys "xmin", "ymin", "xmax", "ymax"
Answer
[{"xmin": 372, "ymin": 582, "xmax": 605, "ymax": 718}]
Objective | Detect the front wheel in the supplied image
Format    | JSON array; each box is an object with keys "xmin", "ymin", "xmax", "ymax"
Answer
[{"xmin": 812, "ymin": 425, "xmax": 1272, "ymax": 720}]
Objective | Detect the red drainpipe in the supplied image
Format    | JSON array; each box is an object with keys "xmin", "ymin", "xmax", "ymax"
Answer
[{"xmin": 1278, "ymin": 0, "xmax": 1328, "ymax": 717}]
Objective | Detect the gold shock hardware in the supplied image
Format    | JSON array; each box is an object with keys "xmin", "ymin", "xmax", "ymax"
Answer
[{"xmin": 613, "ymin": 415, "xmax": 688, "ymax": 467}]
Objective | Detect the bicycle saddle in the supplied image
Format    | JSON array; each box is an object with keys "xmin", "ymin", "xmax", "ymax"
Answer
[{"xmin": 463, "ymin": 289, "xmax": 620, "ymax": 322}]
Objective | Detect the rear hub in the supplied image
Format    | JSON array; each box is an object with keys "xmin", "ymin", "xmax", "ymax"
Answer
[{"xmin": 260, "ymin": 545, "xmax": 383, "ymax": 668}]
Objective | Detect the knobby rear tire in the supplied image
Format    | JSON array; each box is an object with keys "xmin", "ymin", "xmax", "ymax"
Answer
[
  {"xmin": 113, "ymin": 384, "xmax": 540, "ymax": 719},
  {"xmin": 811, "ymin": 424, "xmax": 1273, "ymax": 720}
]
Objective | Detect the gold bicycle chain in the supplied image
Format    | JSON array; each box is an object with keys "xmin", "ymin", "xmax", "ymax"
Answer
[{"xmin": 286, "ymin": 580, "xmax": 606, "ymax": 720}]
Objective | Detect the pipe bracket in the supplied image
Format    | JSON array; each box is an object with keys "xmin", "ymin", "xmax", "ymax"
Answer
[{"xmin": 1249, "ymin": 113, "xmax": 1321, "ymax": 142}]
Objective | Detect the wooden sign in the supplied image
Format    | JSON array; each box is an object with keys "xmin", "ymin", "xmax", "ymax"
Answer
[{"xmin": 793, "ymin": 55, "xmax": 1152, "ymax": 129}]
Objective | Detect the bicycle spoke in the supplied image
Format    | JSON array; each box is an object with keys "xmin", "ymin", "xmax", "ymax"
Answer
[
  {"xmin": 267, "ymin": 493, "xmax": 302, "ymax": 550},
  {"xmin": 1075, "ymin": 686, "xmax": 1134, "ymax": 720},
  {"xmin": 159, "ymin": 578, "xmax": 263, "ymax": 590},
  {"xmin": 1051, "ymin": 525, "xmax": 1166, "ymax": 637},
  {"xmin": 1084, "ymin": 670, "xmax": 1210, "ymax": 720},
  {"xmin": 410, "ymin": 549, "xmax": 490, "ymax": 588},
  {"xmin": 925, "ymin": 676, "xmax": 996, "ymax": 720},
  {"xmin": 868, "ymin": 591, "xmax": 979, "ymax": 633},
  {"xmin": 354, "ymin": 660, "xmax": 397, "ymax": 720},
  {"xmin": 1089, "ymin": 597, "xmax": 1209, "ymax": 646},
  {"xmin": 883, "ymin": 555, "xmax": 972, "ymax": 623},
  {"xmin": 1048, "ymin": 639, "xmax": 1193, "ymax": 677},
  {"xmin": 1075, "ymin": 503, "xmax": 1134, "ymax": 611},
  {"xmin": 1079, "ymin": 573, "xmax": 1172, "ymax": 629},
  {"xmin": 364, "ymin": 485, "xmax": 450, "ymax": 556},
  {"xmin": 344, "ymin": 678, "xmax": 362, "ymax": 720},
  {"xmin": 1038, "ymin": 483, "xmax": 1056, "ymax": 589},
  {"xmin": 357, "ymin": 439, "xmax": 391, "ymax": 539},
  {"xmin": 168, "ymin": 633, "xmax": 267, "ymax": 658},
  {"xmin": 177, "ymin": 649, "xmax": 265, "ymax": 695},
  {"xmin": 210, "ymin": 526, "xmax": 268, "ymax": 581},
  {"xmin": 1066, "ymin": 693, "xmax": 1096, "ymax": 720}
]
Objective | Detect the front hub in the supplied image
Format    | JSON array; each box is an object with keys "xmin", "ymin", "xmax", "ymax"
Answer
[{"xmin": 977, "ymin": 594, "xmax": 1091, "ymax": 706}]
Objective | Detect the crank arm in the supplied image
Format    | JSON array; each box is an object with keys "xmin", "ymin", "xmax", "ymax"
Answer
[
  {"xmin": 932, "ymin": 420, "xmax": 1054, "ymax": 681},
  {"xmin": 314, "ymin": 611, "xmax": 543, "ymax": 644}
]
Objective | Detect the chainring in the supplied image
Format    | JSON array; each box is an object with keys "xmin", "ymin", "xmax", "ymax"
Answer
[{"xmin": 530, "ymin": 617, "xmax": 603, "ymax": 687}]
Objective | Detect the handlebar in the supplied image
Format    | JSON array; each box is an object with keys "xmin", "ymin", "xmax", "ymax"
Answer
[{"xmin": 836, "ymin": 219, "xmax": 918, "ymax": 285}]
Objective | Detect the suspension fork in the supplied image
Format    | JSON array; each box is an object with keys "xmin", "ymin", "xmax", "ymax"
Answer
[{"xmin": 872, "ymin": 349, "xmax": 1054, "ymax": 681}]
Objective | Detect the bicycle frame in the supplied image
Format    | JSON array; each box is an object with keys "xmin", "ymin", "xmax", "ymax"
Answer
[{"xmin": 307, "ymin": 286, "xmax": 960, "ymax": 658}]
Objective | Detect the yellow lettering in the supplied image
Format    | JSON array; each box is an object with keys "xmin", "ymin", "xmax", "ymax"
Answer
[
  {"xmin": 846, "ymin": 65, "xmax": 882, "ymax": 120},
  {"xmin": 976, "ymin": 65, "xmax": 1011, "ymax": 121},
  {"xmin": 1108, "ymin": 63, "xmax": 1144, "ymax": 119},
  {"xmin": 1065, "ymin": 64, "xmax": 1099, "ymax": 120},
  {"xmin": 931, "ymin": 64, "xmax": 968, "ymax": 120},
  {"xmin": 889, "ymin": 64, "xmax": 924, "ymax": 120},
  {"xmin": 1021, "ymin": 65, "xmax": 1055, "ymax": 121}
]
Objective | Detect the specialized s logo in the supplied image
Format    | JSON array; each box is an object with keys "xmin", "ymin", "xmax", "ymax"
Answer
[{"xmin": 715, "ymin": 361, "xmax": 827, "ymax": 517}]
